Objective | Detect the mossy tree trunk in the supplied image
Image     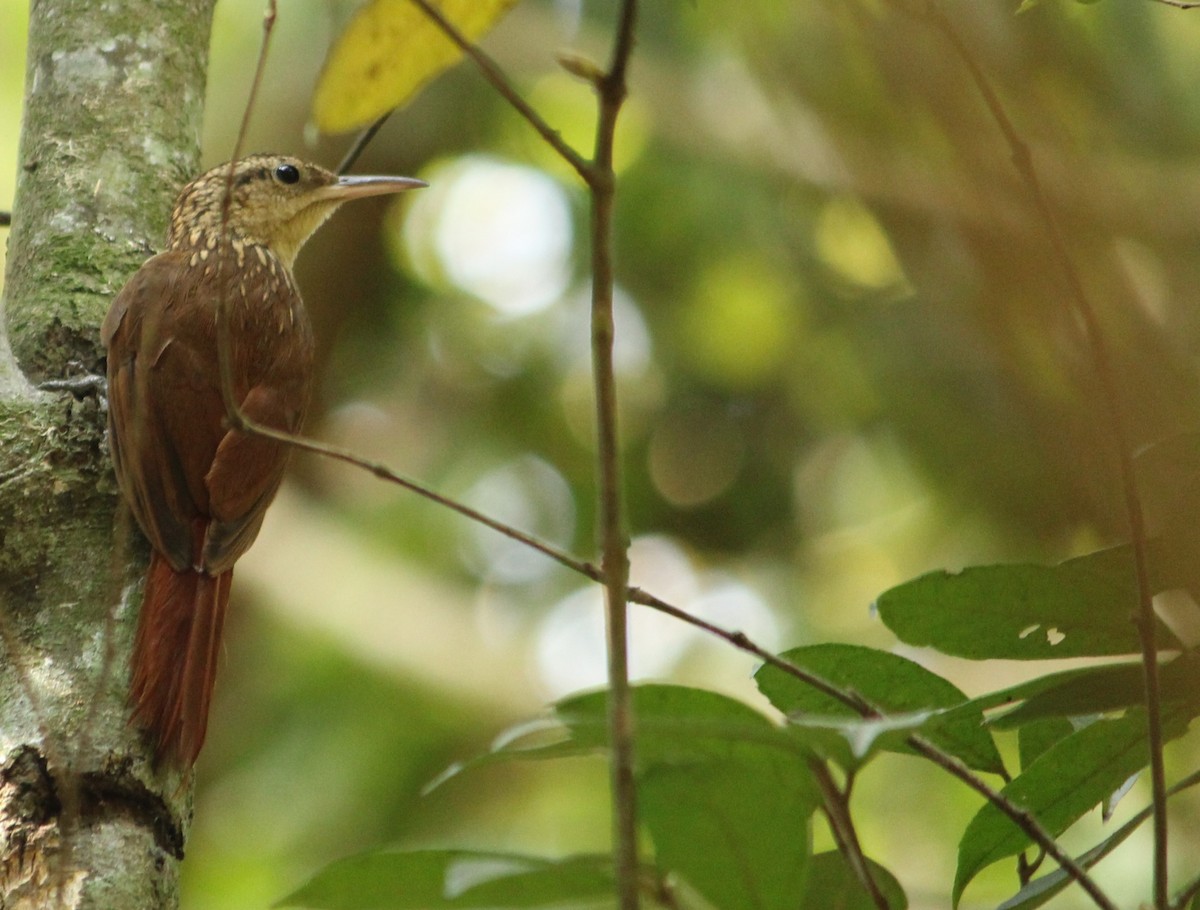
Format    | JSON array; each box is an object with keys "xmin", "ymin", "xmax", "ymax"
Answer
[{"xmin": 0, "ymin": 1, "xmax": 215, "ymax": 906}]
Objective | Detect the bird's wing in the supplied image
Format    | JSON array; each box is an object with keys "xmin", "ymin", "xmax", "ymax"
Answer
[
  {"xmin": 201, "ymin": 378, "xmax": 311, "ymax": 575},
  {"xmin": 105, "ymin": 250, "xmax": 314, "ymax": 576},
  {"xmin": 105, "ymin": 251, "xmax": 225, "ymax": 571}
]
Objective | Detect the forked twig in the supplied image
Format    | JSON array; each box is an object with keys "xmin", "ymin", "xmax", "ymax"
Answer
[{"xmin": 810, "ymin": 761, "xmax": 891, "ymax": 909}]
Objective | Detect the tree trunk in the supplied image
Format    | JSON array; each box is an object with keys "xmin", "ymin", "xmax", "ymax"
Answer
[{"xmin": 0, "ymin": 1, "xmax": 215, "ymax": 906}]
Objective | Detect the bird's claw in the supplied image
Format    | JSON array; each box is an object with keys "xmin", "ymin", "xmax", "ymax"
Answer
[{"xmin": 39, "ymin": 372, "xmax": 108, "ymax": 400}]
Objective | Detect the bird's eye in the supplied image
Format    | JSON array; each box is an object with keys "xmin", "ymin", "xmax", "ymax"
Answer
[{"xmin": 274, "ymin": 163, "xmax": 301, "ymax": 185}]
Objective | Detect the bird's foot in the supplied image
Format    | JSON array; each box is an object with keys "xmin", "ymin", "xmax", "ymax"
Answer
[{"xmin": 39, "ymin": 363, "xmax": 107, "ymax": 401}]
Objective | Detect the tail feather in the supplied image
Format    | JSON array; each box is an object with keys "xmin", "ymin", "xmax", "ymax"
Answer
[{"xmin": 130, "ymin": 551, "xmax": 232, "ymax": 767}]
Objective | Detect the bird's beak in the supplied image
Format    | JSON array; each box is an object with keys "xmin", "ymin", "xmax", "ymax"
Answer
[{"xmin": 316, "ymin": 175, "xmax": 428, "ymax": 202}]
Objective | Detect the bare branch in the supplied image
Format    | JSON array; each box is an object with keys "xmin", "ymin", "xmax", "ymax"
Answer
[{"xmin": 587, "ymin": 3, "xmax": 641, "ymax": 908}]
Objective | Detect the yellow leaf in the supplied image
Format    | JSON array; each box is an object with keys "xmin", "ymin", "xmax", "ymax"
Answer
[{"xmin": 313, "ymin": 0, "xmax": 519, "ymax": 134}]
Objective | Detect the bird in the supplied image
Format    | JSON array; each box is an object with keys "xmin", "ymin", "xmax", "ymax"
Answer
[{"xmin": 102, "ymin": 154, "xmax": 425, "ymax": 767}]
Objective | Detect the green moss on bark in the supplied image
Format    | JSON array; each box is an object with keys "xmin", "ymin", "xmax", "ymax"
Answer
[
  {"xmin": 6, "ymin": 0, "xmax": 213, "ymax": 381},
  {"xmin": 0, "ymin": 1, "xmax": 216, "ymax": 906}
]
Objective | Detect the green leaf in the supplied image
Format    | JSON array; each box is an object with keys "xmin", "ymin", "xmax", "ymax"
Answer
[
  {"xmin": 875, "ymin": 545, "xmax": 1182, "ymax": 660},
  {"xmin": 953, "ymin": 708, "xmax": 1190, "ymax": 906},
  {"xmin": 558, "ymin": 686, "xmax": 822, "ymax": 910},
  {"xmin": 780, "ymin": 710, "xmax": 936, "ymax": 770},
  {"xmin": 418, "ymin": 686, "xmax": 822, "ymax": 910},
  {"xmin": 1016, "ymin": 718, "xmax": 1073, "ymax": 771},
  {"xmin": 990, "ymin": 655, "xmax": 1200, "ymax": 729},
  {"xmin": 276, "ymin": 849, "xmax": 615, "ymax": 909},
  {"xmin": 525, "ymin": 687, "xmax": 822, "ymax": 910},
  {"xmin": 755, "ymin": 644, "xmax": 1004, "ymax": 774},
  {"xmin": 947, "ymin": 663, "xmax": 1140, "ymax": 722},
  {"xmin": 642, "ymin": 756, "xmax": 815, "ymax": 910},
  {"xmin": 799, "ymin": 852, "xmax": 907, "ymax": 910},
  {"xmin": 553, "ymin": 684, "xmax": 808, "ymax": 768},
  {"xmin": 428, "ymin": 685, "xmax": 805, "ymax": 792},
  {"xmin": 313, "ymin": 0, "xmax": 520, "ymax": 133}
]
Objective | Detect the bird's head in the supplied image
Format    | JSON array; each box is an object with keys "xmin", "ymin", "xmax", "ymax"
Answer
[{"xmin": 167, "ymin": 154, "xmax": 426, "ymax": 268}]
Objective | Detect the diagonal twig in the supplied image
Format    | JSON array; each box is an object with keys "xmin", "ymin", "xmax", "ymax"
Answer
[
  {"xmin": 336, "ymin": 111, "xmax": 393, "ymax": 175},
  {"xmin": 402, "ymin": 0, "xmax": 592, "ymax": 183}
]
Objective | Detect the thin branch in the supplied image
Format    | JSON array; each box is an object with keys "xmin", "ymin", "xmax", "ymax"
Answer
[
  {"xmin": 203, "ymin": 393, "xmax": 884, "ymax": 725},
  {"xmin": 916, "ymin": 5, "xmax": 1167, "ymax": 906},
  {"xmin": 336, "ymin": 111, "xmax": 393, "ymax": 175},
  {"xmin": 1147, "ymin": 0, "xmax": 1200, "ymax": 7},
  {"xmin": 214, "ymin": 418, "xmax": 604, "ymax": 574},
  {"xmin": 402, "ymin": 0, "xmax": 592, "ymax": 182},
  {"xmin": 216, "ymin": 0, "xmax": 278, "ymax": 424},
  {"xmin": 627, "ymin": 585, "xmax": 873, "ymax": 713},
  {"xmin": 220, "ymin": 0, "xmax": 276, "ymax": 229},
  {"xmin": 906, "ymin": 736, "xmax": 1117, "ymax": 910},
  {"xmin": 588, "ymin": 4, "xmax": 640, "ymax": 909},
  {"xmin": 810, "ymin": 760, "xmax": 891, "ymax": 909}
]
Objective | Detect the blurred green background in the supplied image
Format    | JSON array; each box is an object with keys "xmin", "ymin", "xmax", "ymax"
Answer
[{"xmin": 8, "ymin": 1, "xmax": 1200, "ymax": 907}]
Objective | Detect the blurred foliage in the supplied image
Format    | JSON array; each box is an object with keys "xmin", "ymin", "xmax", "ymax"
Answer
[{"xmin": 12, "ymin": 0, "xmax": 1200, "ymax": 907}]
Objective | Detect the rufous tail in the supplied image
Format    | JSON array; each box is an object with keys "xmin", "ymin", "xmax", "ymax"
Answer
[{"xmin": 129, "ymin": 551, "xmax": 231, "ymax": 767}]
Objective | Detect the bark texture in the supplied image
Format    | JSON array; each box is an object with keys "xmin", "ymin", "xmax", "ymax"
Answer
[{"xmin": 0, "ymin": 1, "xmax": 216, "ymax": 907}]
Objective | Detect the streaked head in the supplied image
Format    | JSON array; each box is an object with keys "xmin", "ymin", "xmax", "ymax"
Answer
[{"xmin": 168, "ymin": 154, "xmax": 426, "ymax": 268}]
